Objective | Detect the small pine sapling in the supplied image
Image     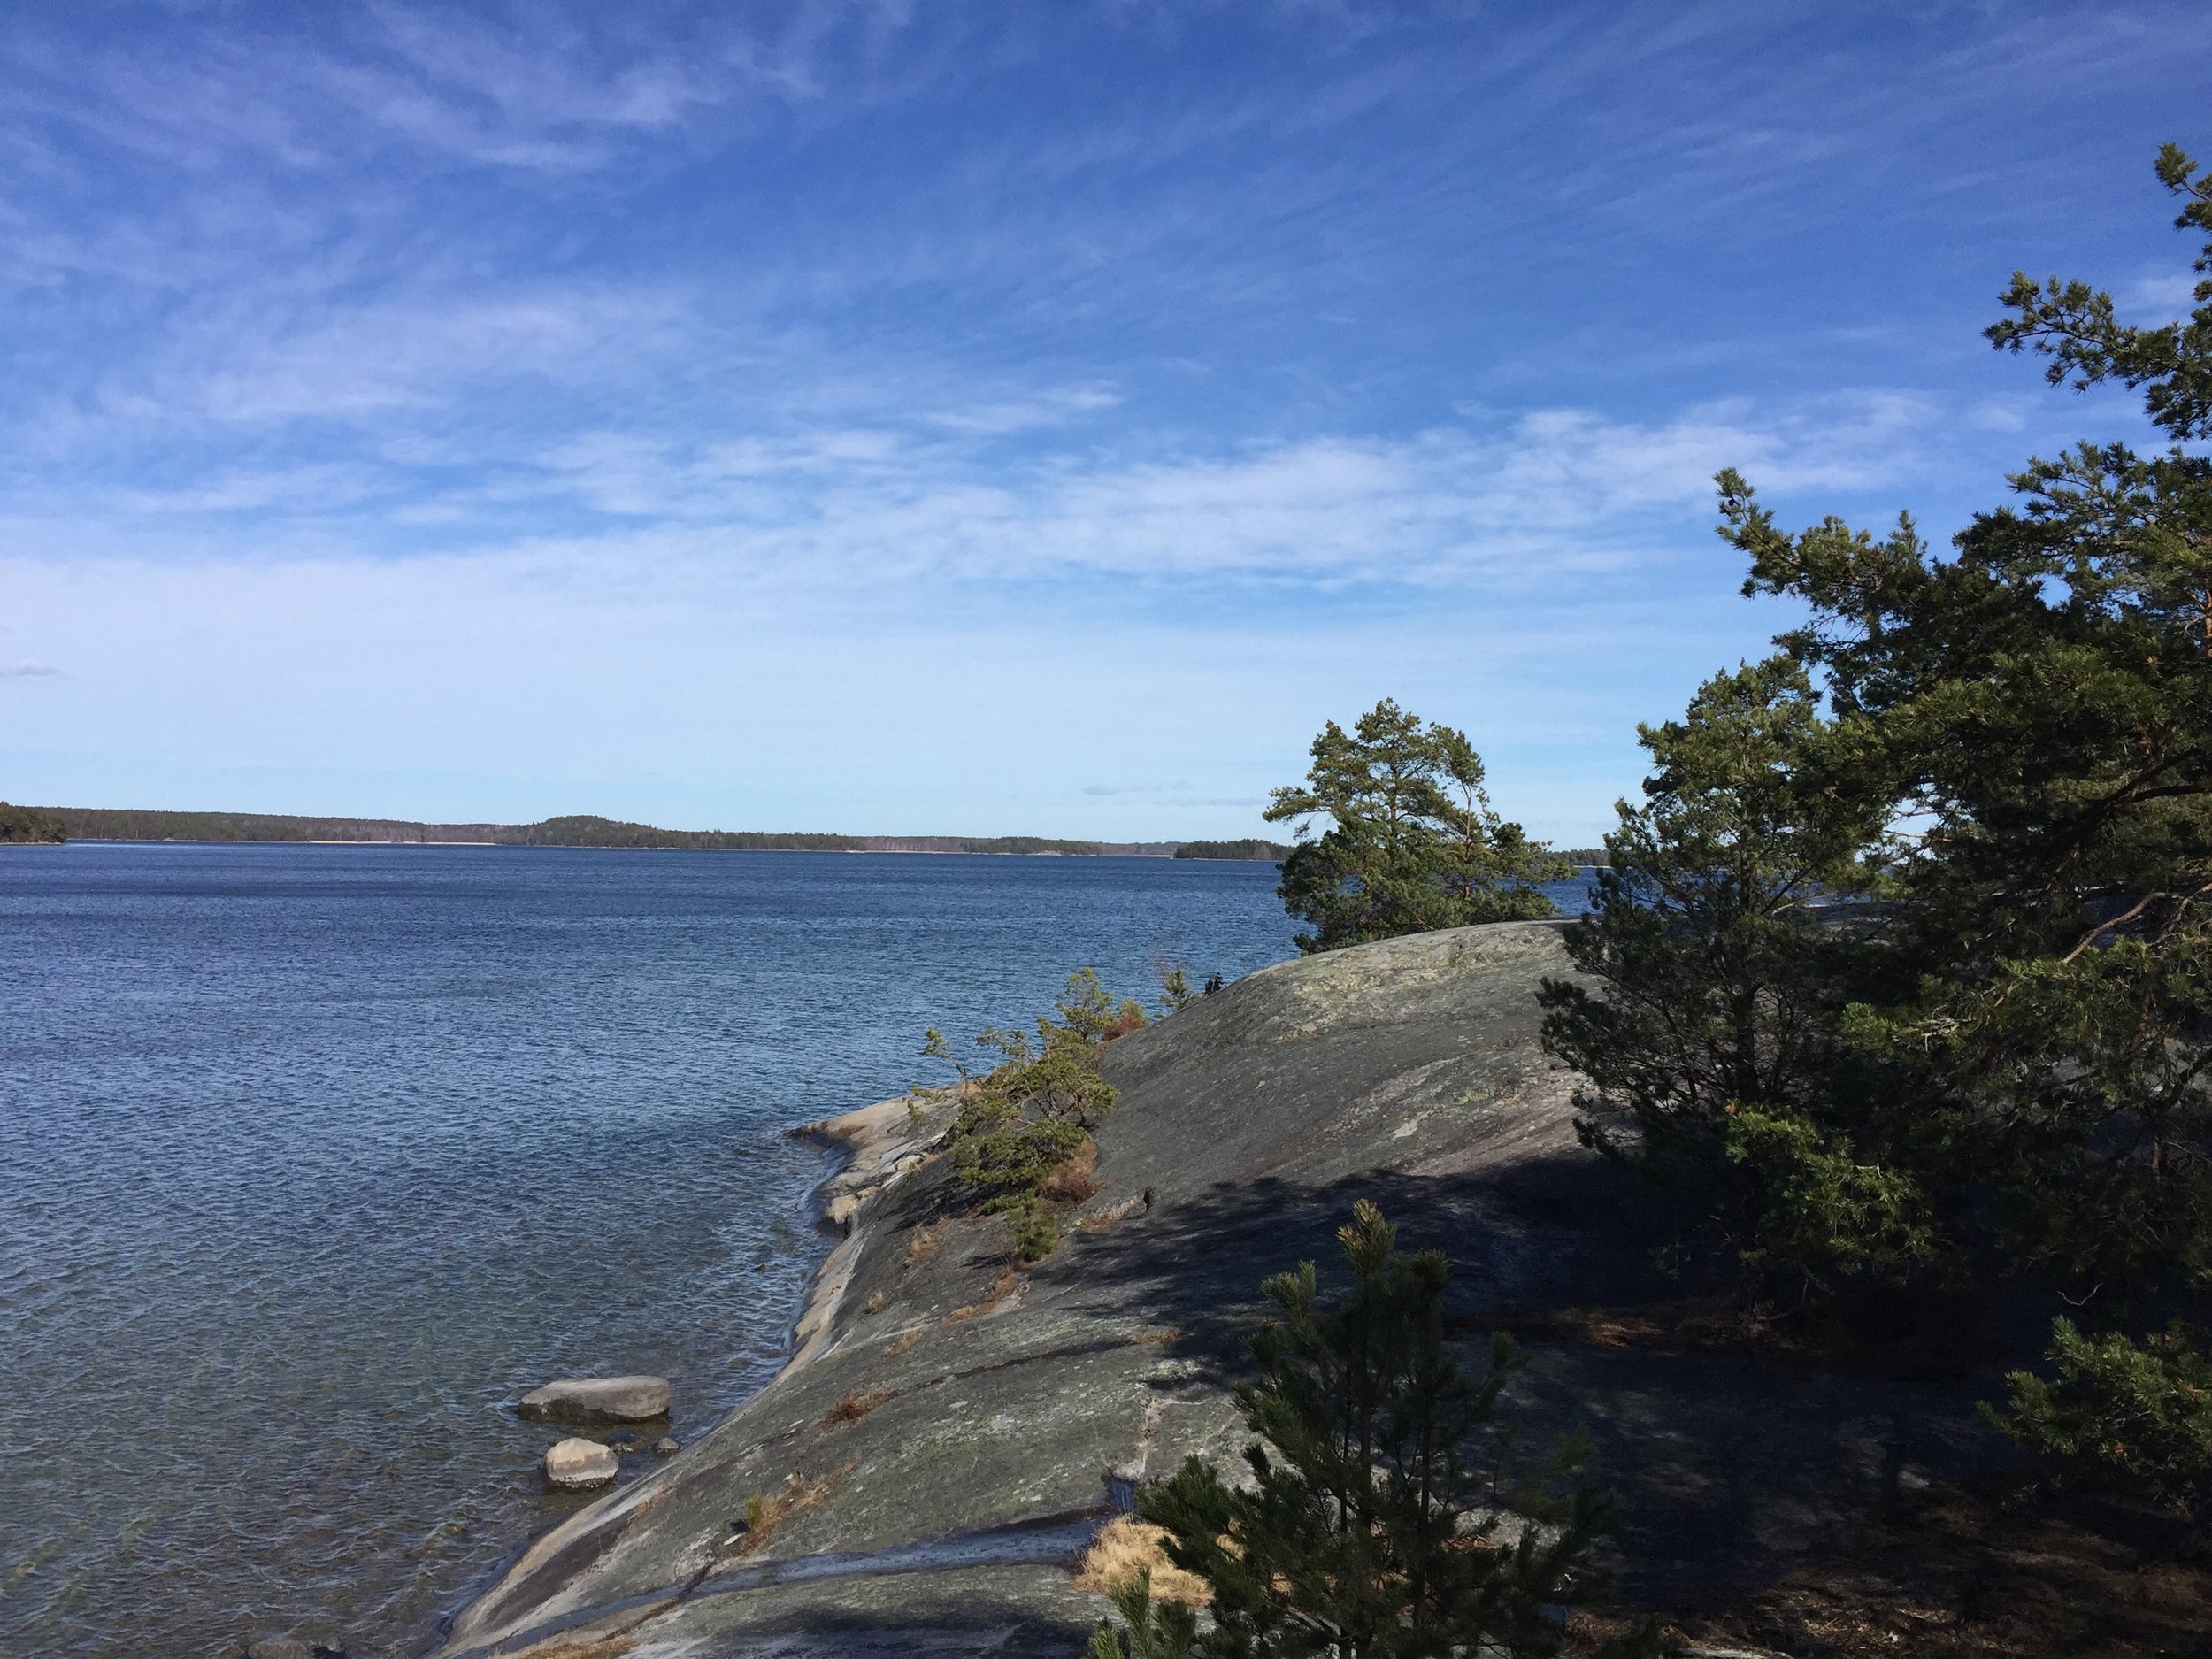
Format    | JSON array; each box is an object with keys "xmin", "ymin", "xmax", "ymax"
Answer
[
  {"xmin": 1158, "ymin": 965, "xmax": 1197, "ymax": 1013},
  {"xmin": 1087, "ymin": 1570, "xmax": 1200, "ymax": 1659},
  {"xmin": 1138, "ymin": 1201, "xmax": 1650, "ymax": 1658}
]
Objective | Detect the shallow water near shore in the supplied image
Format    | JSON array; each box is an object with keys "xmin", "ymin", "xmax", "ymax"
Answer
[
  {"xmin": 0, "ymin": 844, "xmax": 1324, "ymax": 1658},
  {"xmin": 0, "ymin": 846, "xmax": 1599, "ymax": 1656}
]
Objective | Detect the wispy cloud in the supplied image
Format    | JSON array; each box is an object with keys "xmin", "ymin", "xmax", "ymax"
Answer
[
  {"xmin": 2126, "ymin": 272, "xmax": 2203, "ymax": 320},
  {"xmin": 506, "ymin": 389, "xmax": 1944, "ymax": 585},
  {"xmin": 11, "ymin": 383, "xmax": 1948, "ymax": 590},
  {"xmin": 2, "ymin": 1, "xmax": 2205, "ymax": 835}
]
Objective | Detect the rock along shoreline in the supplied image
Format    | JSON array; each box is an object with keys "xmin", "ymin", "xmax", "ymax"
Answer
[{"xmin": 429, "ymin": 920, "xmax": 2016, "ymax": 1659}]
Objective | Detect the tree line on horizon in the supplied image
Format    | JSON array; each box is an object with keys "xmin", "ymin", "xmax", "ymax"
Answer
[
  {"xmin": 0, "ymin": 803, "xmax": 65, "ymax": 843},
  {"xmin": 0, "ymin": 810, "xmax": 1293, "ymax": 859},
  {"xmin": 9, "ymin": 806, "xmax": 864, "ymax": 852}
]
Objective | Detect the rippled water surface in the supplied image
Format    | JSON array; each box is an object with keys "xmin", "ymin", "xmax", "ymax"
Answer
[{"xmin": 0, "ymin": 844, "xmax": 1308, "ymax": 1658}]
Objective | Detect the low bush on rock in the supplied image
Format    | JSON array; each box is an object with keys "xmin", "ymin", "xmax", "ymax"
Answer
[
  {"xmin": 913, "ymin": 970, "xmax": 1146, "ymax": 1262},
  {"xmin": 1989, "ymin": 1319, "xmax": 2212, "ymax": 1520},
  {"xmin": 727, "ymin": 1462, "xmax": 856, "ymax": 1557},
  {"xmin": 1157, "ymin": 965, "xmax": 1199, "ymax": 1013}
]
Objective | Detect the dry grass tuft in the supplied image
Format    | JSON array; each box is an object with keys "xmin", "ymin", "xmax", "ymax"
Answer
[
  {"xmin": 1041, "ymin": 1140, "xmax": 1103, "ymax": 1203},
  {"xmin": 821, "ymin": 1387, "xmax": 892, "ymax": 1426},
  {"xmin": 862, "ymin": 1290, "xmax": 887, "ymax": 1314},
  {"xmin": 902, "ymin": 1221, "xmax": 946, "ymax": 1270},
  {"xmin": 1072, "ymin": 1517, "xmax": 1211, "ymax": 1607},
  {"xmin": 725, "ymin": 1459, "xmax": 859, "ymax": 1558},
  {"xmin": 947, "ymin": 1266, "xmax": 1018, "ymax": 1323},
  {"xmin": 881, "ymin": 1327, "xmax": 926, "ymax": 1357},
  {"xmin": 507, "ymin": 1636, "xmax": 634, "ymax": 1659}
]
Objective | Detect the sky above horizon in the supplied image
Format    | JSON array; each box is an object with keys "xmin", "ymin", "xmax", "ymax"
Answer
[{"xmin": 4, "ymin": 1, "xmax": 2208, "ymax": 841}]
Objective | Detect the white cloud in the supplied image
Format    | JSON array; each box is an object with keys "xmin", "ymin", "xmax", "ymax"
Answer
[
  {"xmin": 6, "ymin": 385, "xmax": 1948, "ymax": 593},
  {"xmin": 469, "ymin": 390, "xmax": 1942, "ymax": 586},
  {"xmin": 0, "ymin": 539, "xmax": 1759, "ymax": 839},
  {"xmin": 2127, "ymin": 272, "xmax": 2202, "ymax": 320},
  {"xmin": 119, "ymin": 465, "xmax": 393, "ymax": 516}
]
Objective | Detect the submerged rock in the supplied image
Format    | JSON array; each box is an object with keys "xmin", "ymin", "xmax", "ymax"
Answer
[
  {"xmin": 542, "ymin": 1437, "xmax": 620, "ymax": 1489},
  {"xmin": 517, "ymin": 1375, "xmax": 669, "ymax": 1423}
]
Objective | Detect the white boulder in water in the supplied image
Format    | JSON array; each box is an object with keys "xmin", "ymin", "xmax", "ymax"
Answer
[
  {"xmin": 518, "ymin": 1375, "xmax": 670, "ymax": 1423},
  {"xmin": 542, "ymin": 1437, "xmax": 619, "ymax": 1489}
]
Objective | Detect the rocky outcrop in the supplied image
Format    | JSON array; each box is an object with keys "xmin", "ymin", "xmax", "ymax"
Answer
[
  {"xmin": 434, "ymin": 921, "xmax": 2010, "ymax": 1658},
  {"xmin": 518, "ymin": 1377, "xmax": 671, "ymax": 1424},
  {"xmin": 543, "ymin": 1439, "xmax": 621, "ymax": 1490}
]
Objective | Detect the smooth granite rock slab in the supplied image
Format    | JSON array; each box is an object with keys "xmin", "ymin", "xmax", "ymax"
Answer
[
  {"xmin": 439, "ymin": 922, "xmax": 2016, "ymax": 1659},
  {"xmin": 519, "ymin": 1375, "xmax": 671, "ymax": 1423}
]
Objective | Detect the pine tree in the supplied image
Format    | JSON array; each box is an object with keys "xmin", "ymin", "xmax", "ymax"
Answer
[
  {"xmin": 1533, "ymin": 661, "xmax": 1933, "ymax": 1301},
  {"xmin": 1088, "ymin": 1571, "xmax": 1202, "ymax": 1659},
  {"xmin": 1133, "ymin": 1202, "xmax": 1631, "ymax": 1658},
  {"xmin": 1550, "ymin": 142, "xmax": 2212, "ymax": 1502},
  {"xmin": 1263, "ymin": 700, "xmax": 1567, "ymax": 954},
  {"xmin": 1723, "ymin": 147, "xmax": 2212, "ymax": 1313}
]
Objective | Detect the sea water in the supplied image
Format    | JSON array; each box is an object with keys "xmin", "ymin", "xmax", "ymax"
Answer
[{"xmin": 0, "ymin": 844, "xmax": 1594, "ymax": 1656}]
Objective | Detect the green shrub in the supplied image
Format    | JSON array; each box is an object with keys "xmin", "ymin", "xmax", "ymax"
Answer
[
  {"xmin": 920, "ymin": 969, "xmax": 1143, "ymax": 1261},
  {"xmin": 1989, "ymin": 1318, "xmax": 2212, "ymax": 1518},
  {"xmin": 1002, "ymin": 1198, "xmax": 1062, "ymax": 1265},
  {"xmin": 1724, "ymin": 1104, "xmax": 1943, "ymax": 1305},
  {"xmin": 957, "ymin": 1118, "xmax": 1088, "ymax": 1205}
]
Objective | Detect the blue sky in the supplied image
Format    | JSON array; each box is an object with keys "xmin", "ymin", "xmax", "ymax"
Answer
[{"xmin": 3, "ymin": 1, "xmax": 2207, "ymax": 841}]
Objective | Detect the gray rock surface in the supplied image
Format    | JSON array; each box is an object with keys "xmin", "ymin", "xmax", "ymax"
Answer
[
  {"xmin": 436, "ymin": 922, "xmax": 2009, "ymax": 1658},
  {"xmin": 542, "ymin": 1438, "xmax": 621, "ymax": 1490},
  {"xmin": 518, "ymin": 1376, "xmax": 671, "ymax": 1423}
]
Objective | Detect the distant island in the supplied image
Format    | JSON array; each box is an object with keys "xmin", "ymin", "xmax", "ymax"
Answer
[
  {"xmin": 4, "ymin": 806, "xmax": 1286, "ymax": 859},
  {"xmin": 1172, "ymin": 837, "xmax": 1294, "ymax": 861}
]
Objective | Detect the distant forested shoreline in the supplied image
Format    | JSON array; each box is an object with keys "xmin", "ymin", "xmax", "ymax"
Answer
[
  {"xmin": 2, "ymin": 806, "xmax": 1616, "ymax": 861},
  {"xmin": 31, "ymin": 808, "xmax": 861, "ymax": 851},
  {"xmin": 18, "ymin": 808, "xmax": 1199, "ymax": 857}
]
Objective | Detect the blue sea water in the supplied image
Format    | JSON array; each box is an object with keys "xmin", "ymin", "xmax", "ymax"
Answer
[{"xmin": 0, "ymin": 844, "xmax": 1597, "ymax": 1658}]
